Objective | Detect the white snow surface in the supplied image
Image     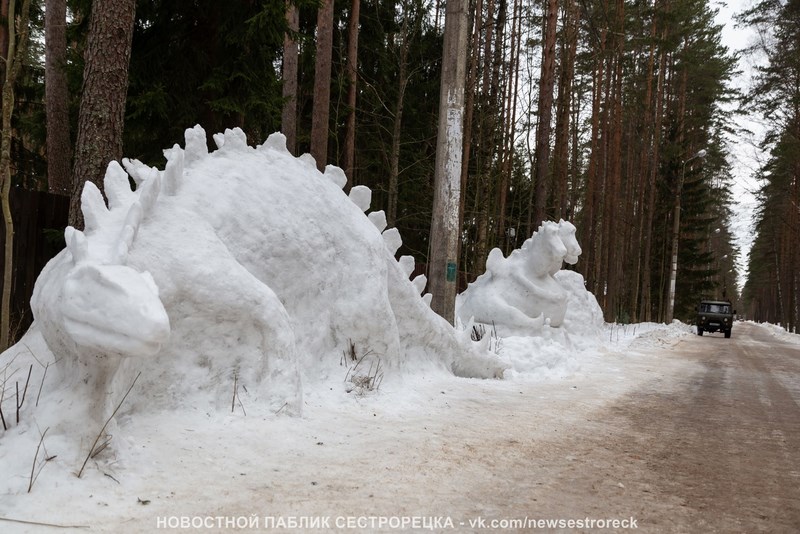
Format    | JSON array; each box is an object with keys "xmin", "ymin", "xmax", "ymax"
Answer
[
  {"xmin": 0, "ymin": 319, "xmax": 696, "ymax": 532},
  {"xmin": 0, "ymin": 126, "xmax": 642, "ymax": 531}
]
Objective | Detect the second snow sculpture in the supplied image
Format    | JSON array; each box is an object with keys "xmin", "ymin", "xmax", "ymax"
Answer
[{"xmin": 456, "ymin": 220, "xmax": 582, "ymax": 336}]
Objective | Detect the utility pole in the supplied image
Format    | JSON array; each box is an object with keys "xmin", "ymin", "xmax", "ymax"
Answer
[{"xmin": 428, "ymin": 0, "xmax": 469, "ymax": 324}]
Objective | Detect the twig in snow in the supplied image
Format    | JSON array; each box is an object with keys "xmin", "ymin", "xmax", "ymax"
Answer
[
  {"xmin": 20, "ymin": 364, "xmax": 32, "ymax": 406},
  {"xmin": 28, "ymin": 427, "xmax": 49, "ymax": 493},
  {"xmin": 36, "ymin": 362, "xmax": 49, "ymax": 407},
  {"xmin": 16, "ymin": 364, "xmax": 32, "ymax": 424},
  {"xmin": 77, "ymin": 371, "xmax": 141, "ymax": 478},
  {"xmin": 0, "ymin": 393, "xmax": 5, "ymax": 431},
  {"xmin": 231, "ymin": 372, "xmax": 237, "ymax": 413},
  {"xmin": 231, "ymin": 372, "xmax": 246, "ymax": 416}
]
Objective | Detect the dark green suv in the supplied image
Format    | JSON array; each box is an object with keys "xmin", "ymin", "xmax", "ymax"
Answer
[{"xmin": 696, "ymin": 300, "xmax": 735, "ymax": 338}]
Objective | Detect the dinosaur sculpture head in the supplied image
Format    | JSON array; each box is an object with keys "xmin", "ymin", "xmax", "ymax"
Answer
[
  {"xmin": 557, "ymin": 219, "xmax": 582, "ymax": 265},
  {"xmin": 55, "ymin": 164, "xmax": 171, "ymax": 358},
  {"xmin": 521, "ymin": 222, "xmax": 568, "ymax": 277},
  {"xmin": 61, "ymin": 258, "xmax": 170, "ymax": 357}
]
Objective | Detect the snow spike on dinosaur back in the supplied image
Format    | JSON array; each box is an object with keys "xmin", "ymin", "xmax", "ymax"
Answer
[
  {"xmin": 184, "ymin": 124, "xmax": 208, "ymax": 167},
  {"xmin": 348, "ymin": 185, "xmax": 372, "ymax": 212},
  {"xmin": 382, "ymin": 228, "xmax": 402, "ymax": 256},
  {"xmin": 221, "ymin": 128, "xmax": 248, "ymax": 153},
  {"xmin": 368, "ymin": 210, "xmax": 387, "ymax": 232},
  {"xmin": 212, "ymin": 133, "xmax": 225, "ymax": 150},
  {"xmin": 422, "ymin": 293, "xmax": 433, "ymax": 307},
  {"xmin": 104, "ymin": 161, "xmax": 135, "ymax": 210},
  {"xmin": 121, "ymin": 158, "xmax": 149, "ymax": 187},
  {"xmin": 80, "ymin": 181, "xmax": 109, "ymax": 234},
  {"xmin": 263, "ymin": 132, "xmax": 290, "ymax": 155},
  {"xmin": 114, "ymin": 201, "xmax": 143, "ymax": 264},
  {"xmin": 324, "ymin": 165, "xmax": 347, "ymax": 189},
  {"xmin": 398, "ymin": 255, "xmax": 415, "ymax": 278},
  {"xmin": 298, "ymin": 153, "xmax": 317, "ymax": 171},
  {"xmin": 485, "ymin": 247, "xmax": 505, "ymax": 275},
  {"xmin": 412, "ymin": 274, "xmax": 427, "ymax": 295},
  {"xmin": 65, "ymin": 226, "xmax": 89, "ymax": 264},
  {"xmin": 163, "ymin": 144, "xmax": 183, "ymax": 196},
  {"xmin": 137, "ymin": 169, "xmax": 161, "ymax": 216}
]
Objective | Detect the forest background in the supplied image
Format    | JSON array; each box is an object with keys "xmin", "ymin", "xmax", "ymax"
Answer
[{"xmin": 0, "ymin": 0, "xmax": 798, "ymax": 351}]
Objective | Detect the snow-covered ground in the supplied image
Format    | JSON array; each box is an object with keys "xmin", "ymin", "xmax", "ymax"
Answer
[{"xmin": 0, "ymin": 320, "xmax": 705, "ymax": 533}]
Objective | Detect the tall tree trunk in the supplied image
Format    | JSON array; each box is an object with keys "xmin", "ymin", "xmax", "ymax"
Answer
[
  {"xmin": 1, "ymin": 0, "xmax": 32, "ymax": 351},
  {"xmin": 459, "ymin": 0, "xmax": 482, "ymax": 266},
  {"xmin": 665, "ymin": 42, "xmax": 689, "ymax": 323},
  {"xmin": 602, "ymin": 0, "xmax": 624, "ymax": 321},
  {"xmin": 68, "ymin": 0, "xmax": 137, "ymax": 229},
  {"xmin": 497, "ymin": 0, "xmax": 522, "ymax": 251},
  {"xmin": 1, "ymin": 0, "xmax": 8, "ymax": 112},
  {"xmin": 342, "ymin": 0, "xmax": 360, "ymax": 186},
  {"xmin": 310, "ymin": 0, "xmax": 334, "ymax": 171},
  {"xmin": 45, "ymin": 0, "xmax": 72, "ymax": 195},
  {"xmin": 581, "ymin": 22, "xmax": 607, "ymax": 294},
  {"xmin": 387, "ymin": 7, "xmax": 415, "ymax": 227},
  {"xmin": 532, "ymin": 0, "xmax": 559, "ymax": 227},
  {"xmin": 552, "ymin": 0, "xmax": 578, "ymax": 220},
  {"xmin": 640, "ymin": 7, "xmax": 666, "ymax": 322},
  {"xmin": 429, "ymin": 0, "xmax": 469, "ymax": 324},
  {"xmin": 281, "ymin": 2, "xmax": 299, "ymax": 156}
]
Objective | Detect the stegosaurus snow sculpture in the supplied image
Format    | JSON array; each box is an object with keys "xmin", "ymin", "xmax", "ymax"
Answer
[
  {"xmin": 27, "ymin": 126, "xmax": 504, "ymax": 439},
  {"xmin": 456, "ymin": 220, "xmax": 582, "ymax": 336}
]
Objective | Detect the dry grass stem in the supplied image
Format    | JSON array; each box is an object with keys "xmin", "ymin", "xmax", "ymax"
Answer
[
  {"xmin": 77, "ymin": 371, "xmax": 141, "ymax": 478},
  {"xmin": 35, "ymin": 361, "xmax": 49, "ymax": 407},
  {"xmin": 28, "ymin": 427, "xmax": 49, "ymax": 493}
]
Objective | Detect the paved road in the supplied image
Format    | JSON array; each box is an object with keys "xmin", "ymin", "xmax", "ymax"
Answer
[
  {"xmin": 636, "ymin": 322, "xmax": 800, "ymax": 532},
  {"xmin": 650, "ymin": 322, "xmax": 800, "ymax": 531},
  {"xmin": 520, "ymin": 321, "xmax": 800, "ymax": 532}
]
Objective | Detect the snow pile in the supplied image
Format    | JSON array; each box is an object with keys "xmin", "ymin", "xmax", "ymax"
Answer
[
  {"xmin": 1, "ymin": 126, "xmax": 505, "ymax": 465},
  {"xmin": 608, "ymin": 321, "xmax": 694, "ymax": 352},
  {"xmin": 489, "ymin": 275, "xmax": 605, "ymax": 379},
  {"xmin": 456, "ymin": 220, "xmax": 583, "ymax": 336},
  {"xmin": 754, "ymin": 321, "xmax": 800, "ymax": 343}
]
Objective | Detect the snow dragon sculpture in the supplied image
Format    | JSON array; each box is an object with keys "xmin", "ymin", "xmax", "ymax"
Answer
[
  {"xmin": 27, "ymin": 126, "xmax": 504, "ymax": 440},
  {"xmin": 456, "ymin": 220, "xmax": 583, "ymax": 335}
]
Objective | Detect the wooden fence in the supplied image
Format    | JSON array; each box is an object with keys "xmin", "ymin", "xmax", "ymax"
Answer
[{"xmin": 0, "ymin": 187, "xmax": 69, "ymax": 342}]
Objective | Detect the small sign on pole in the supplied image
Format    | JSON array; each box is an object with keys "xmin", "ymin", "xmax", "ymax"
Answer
[{"xmin": 446, "ymin": 261, "xmax": 457, "ymax": 282}]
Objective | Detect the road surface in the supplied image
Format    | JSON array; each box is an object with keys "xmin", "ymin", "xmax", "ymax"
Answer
[{"xmin": 482, "ymin": 321, "xmax": 800, "ymax": 532}]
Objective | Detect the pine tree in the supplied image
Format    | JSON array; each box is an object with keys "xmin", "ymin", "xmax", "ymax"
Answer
[
  {"xmin": 740, "ymin": 0, "xmax": 800, "ymax": 330},
  {"xmin": 69, "ymin": 0, "xmax": 136, "ymax": 229},
  {"xmin": 45, "ymin": 0, "xmax": 71, "ymax": 195}
]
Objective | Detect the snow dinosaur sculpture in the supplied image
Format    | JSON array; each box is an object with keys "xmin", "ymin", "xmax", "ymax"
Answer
[
  {"xmin": 26, "ymin": 125, "xmax": 504, "ymax": 441},
  {"xmin": 456, "ymin": 220, "xmax": 583, "ymax": 336}
]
